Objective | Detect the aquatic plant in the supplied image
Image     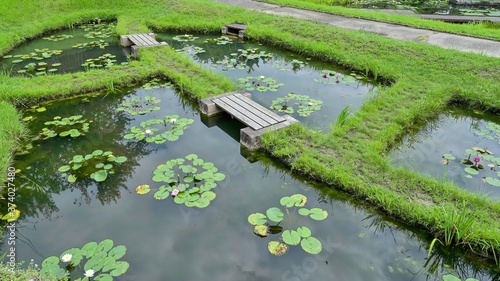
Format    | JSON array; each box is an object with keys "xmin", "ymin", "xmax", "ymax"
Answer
[
  {"xmin": 72, "ymin": 40, "xmax": 109, "ymax": 49},
  {"xmin": 237, "ymin": 48, "xmax": 273, "ymax": 60},
  {"xmin": 18, "ymin": 61, "xmax": 62, "ymax": 75},
  {"xmin": 1, "ymin": 204, "xmax": 20, "ymax": 222},
  {"xmin": 212, "ymin": 56, "xmax": 246, "ymax": 71},
  {"xmin": 39, "ymin": 115, "xmax": 91, "ymax": 139},
  {"xmin": 81, "ymin": 54, "xmax": 117, "ymax": 69},
  {"xmin": 247, "ymin": 194, "xmax": 328, "ymax": 256},
  {"xmin": 57, "ymin": 150, "xmax": 127, "ymax": 182},
  {"xmin": 80, "ymin": 22, "xmax": 116, "ymax": 38},
  {"xmin": 40, "ymin": 239, "xmax": 129, "ymax": 281},
  {"xmin": 116, "ymin": 95, "xmax": 161, "ymax": 115},
  {"xmin": 313, "ymin": 70, "xmax": 357, "ymax": 85},
  {"xmin": 273, "ymin": 59, "xmax": 306, "ymax": 72},
  {"xmin": 270, "ymin": 93, "xmax": 323, "ymax": 116},
  {"xmin": 124, "ymin": 115, "xmax": 194, "ymax": 144},
  {"xmin": 43, "ymin": 34, "xmax": 73, "ymax": 41},
  {"xmin": 142, "ymin": 78, "xmax": 174, "ymax": 90},
  {"xmin": 172, "ymin": 34, "xmax": 198, "ymax": 42},
  {"xmin": 136, "ymin": 154, "xmax": 225, "ymax": 208},
  {"xmin": 175, "ymin": 46, "xmax": 206, "ymax": 55},
  {"xmin": 4, "ymin": 48, "xmax": 63, "ymax": 66},
  {"xmin": 237, "ymin": 75, "xmax": 284, "ymax": 92},
  {"xmin": 441, "ymin": 273, "xmax": 479, "ymax": 281},
  {"xmin": 204, "ymin": 36, "xmax": 233, "ymax": 45}
]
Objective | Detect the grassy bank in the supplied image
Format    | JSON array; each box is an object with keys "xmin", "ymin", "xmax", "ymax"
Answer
[
  {"xmin": 0, "ymin": 0, "xmax": 500, "ymax": 273},
  {"xmin": 258, "ymin": 0, "xmax": 500, "ymax": 41}
]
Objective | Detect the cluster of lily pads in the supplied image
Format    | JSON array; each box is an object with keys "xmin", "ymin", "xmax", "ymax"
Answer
[
  {"xmin": 39, "ymin": 115, "xmax": 91, "ymax": 139},
  {"xmin": 273, "ymin": 59, "xmax": 306, "ymax": 72},
  {"xmin": 142, "ymin": 78, "xmax": 174, "ymax": 90},
  {"xmin": 313, "ymin": 70, "xmax": 357, "ymax": 85},
  {"xmin": 40, "ymin": 239, "xmax": 129, "ymax": 281},
  {"xmin": 237, "ymin": 75, "xmax": 285, "ymax": 92},
  {"xmin": 58, "ymin": 150, "xmax": 127, "ymax": 182},
  {"xmin": 211, "ymin": 48, "xmax": 273, "ymax": 71},
  {"xmin": 80, "ymin": 22, "xmax": 116, "ymax": 39},
  {"xmin": 248, "ymin": 194, "xmax": 328, "ymax": 256},
  {"xmin": 124, "ymin": 115, "xmax": 194, "ymax": 144},
  {"xmin": 43, "ymin": 34, "xmax": 73, "ymax": 41},
  {"xmin": 175, "ymin": 46, "xmax": 206, "ymax": 55},
  {"xmin": 18, "ymin": 61, "xmax": 62, "ymax": 75},
  {"xmin": 172, "ymin": 34, "xmax": 199, "ymax": 42},
  {"xmin": 72, "ymin": 40, "xmax": 109, "ymax": 49},
  {"xmin": 204, "ymin": 36, "xmax": 233, "ymax": 45},
  {"xmin": 237, "ymin": 48, "xmax": 273, "ymax": 60},
  {"xmin": 5, "ymin": 48, "xmax": 63, "ymax": 66},
  {"xmin": 270, "ymin": 93, "xmax": 323, "ymax": 117},
  {"xmin": 81, "ymin": 54, "xmax": 120, "ymax": 69},
  {"xmin": 116, "ymin": 95, "xmax": 161, "ymax": 115},
  {"xmin": 136, "ymin": 154, "xmax": 225, "ymax": 208}
]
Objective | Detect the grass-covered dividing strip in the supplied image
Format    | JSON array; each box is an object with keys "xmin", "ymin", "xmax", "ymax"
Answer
[
  {"xmin": 258, "ymin": 0, "xmax": 500, "ymax": 41},
  {"xmin": 247, "ymin": 16, "xmax": 500, "ymax": 257},
  {"xmin": 0, "ymin": 0, "xmax": 500, "ymax": 266}
]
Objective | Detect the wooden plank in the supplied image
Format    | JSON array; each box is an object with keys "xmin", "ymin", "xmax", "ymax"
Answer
[
  {"xmin": 225, "ymin": 95, "xmax": 278, "ymax": 125},
  {"xmin": 213, "ymin": 99, "xmax": 263, "ymax": 130},
  {"xmin": 216, "ymin": 97, "xmax": 272, "ymax": 128},
  {"xmin": 129, "ymin": 35, "xmax": 149, "ymax": 46},
  {"xmin": 232, "ymin": 93, "xmax": 286, "ymax": 123},
  {"xmin": 137, "ymin": 34, "xmax": 159, "ymax": 45},
  {"xmin": 128, "ymin": 34, "xmax": 158, "ymax": 46}
]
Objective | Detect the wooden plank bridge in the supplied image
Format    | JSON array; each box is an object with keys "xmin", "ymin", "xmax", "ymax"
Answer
[
  {"xmin": 200, "ymin": 92, "xmax": 298, "ymax": 150},
  {"xmin": 120, "ymin": 33, "xmax": 168, "ymax": 57}
]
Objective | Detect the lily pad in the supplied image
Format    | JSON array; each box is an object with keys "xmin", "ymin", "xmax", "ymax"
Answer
[
  {"xmin": 266, "ymin": 207, "xmax": 284, "ymax": 223},
  {"xmin": 270, "ymin": 94, "xmax": 323, "ymax": 117},
  {"xmin": 248, "ymin": 213, "xmax": 267, "ymax": 225},
  {"xmin": 485, "ymin": 177, "xmax": 500, "ymax": 187},
  {"xmin": 254, "ymin": 225, "xmax": 269, "ymax": 237},
  {"xmin": 282, "ymin": 230, "xmax": 301, "ymax": 246},
  {"xmin": 300, "ymin": 237, "xmax": 322, "ymax": 254},
  {"xmin": 124, "ymin": 115, "xmax": 194, "ymax": 144},
  {"xmin": 268, "ymin": 241, "xmax": 288, "ymax": 256},
  {"xmin": 136, "ymin": 184, "xmax": 151, "ymax": 194}
]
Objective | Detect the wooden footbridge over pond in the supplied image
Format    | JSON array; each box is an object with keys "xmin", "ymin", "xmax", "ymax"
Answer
[
  {"xmin": 200, "ymin": 92, "xmax": 298, "ymax": 150},
  {"xmin": 120, "ymin": 33, "xmax": 168, "ymax": 57}
]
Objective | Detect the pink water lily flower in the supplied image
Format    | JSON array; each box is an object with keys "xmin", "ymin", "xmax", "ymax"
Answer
[
  {"xmin": 171, "ymin": 189, "xmax": 180, "ymax": 196},
  {"xmin": 322, "ymin": 73, "xmax": 328, "ymax": 78},
  {"xmin": 473, "ymin": 157, "xmax": 481, "ymax": 163}
]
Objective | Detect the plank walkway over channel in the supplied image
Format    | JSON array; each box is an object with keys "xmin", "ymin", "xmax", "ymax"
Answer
[
  {"xmin": 200, "ymin": 92, "xmax": 298, "ymax": 149},
  {"xmin": 119, "ymin": 33, "xmax": 168, "ymax": 57}
]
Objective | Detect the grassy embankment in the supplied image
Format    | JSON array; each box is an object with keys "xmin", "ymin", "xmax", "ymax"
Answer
[
  {"xmin": 0, "ymin": 0, "xmax": 500, "ymax": 273},
  {"xmin": 258, "ymin": 0, "xmax": 500, "ymax": 40}
]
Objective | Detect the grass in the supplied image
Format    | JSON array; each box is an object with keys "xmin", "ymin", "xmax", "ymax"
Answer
[
  {"xmin": 0, "ymin": 0, "xmax": 499, "ymax": 274},
  {"xmin": 257, "ymin": 0, "xmax": 500, "ymax": 41}
]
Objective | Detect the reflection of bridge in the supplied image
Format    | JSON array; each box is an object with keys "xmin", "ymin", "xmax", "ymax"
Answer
[
  {"xmin": 119, "ymin": 33, "xmax": 168, "ymax": 57},
  {"xmin": 200, "ymin": 92, "xmax": 298, "ymax": 150}
]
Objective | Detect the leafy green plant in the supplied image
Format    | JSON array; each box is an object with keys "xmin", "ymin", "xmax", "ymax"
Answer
[
  {"xmin": 81, "ymin": 54, "xmax": 117, "ymax": 69},
  {"xmin": 142, "ymin": 78, "xmax": 173, "ymax": 90},
  {"xmin": 72, "ymin": 40, "xmax": 109, "ymax": 49},
  {"xmin": 175, "ymin": 46, "xmax": 206, "ymax": 55},
  {"xmin": 237, "ymin": 76, "xmax": 285, "ymax": 92},
  {"xmin": 39, "ymin": 115, "xmax": 91, "ymax": 139},
  {"xmin": 136, "ymin": 154, "xmax": 225, "ymax": 208},
  {"xmin": 237, "ymin": 48, "xmax": 273, "ymax": 60},
  {"xmin": 441, "ymin": 273, "xmax": 479, "ymax": 281},
  {"xmin": 18, "ymin": 61, "xmax": 62, "ymax": 75},
  {"xmin": 172, "ymin": 34, "xmax": 198, "ymax": 42},
  {"xmin": 80, "ymin": 22, "xmax": 116, "ymax": 39},
  {"xmin": 204, "ymin": 36, "xmax": 233, "ymax": 45},
  {"xmin": 334, "ymin": 105, "xmax": 352, "ymax": 127},
  {"xmin": 313, "ymin": 70, "xmax": 357, "ymax": 85},
  {"xmin": 4, "ymin": 48, "xmax": 63, "ymax": 68},
  {"xmin": 270, "ymin": 93, "xmax": 323, "ymax": 116},
  {"xmin": 116, "ymin": 95, "xmax": 161, "ymax": 116},
  {"xmin": 123, "ymin": 115, "xmax": 193, "ymax": 144},
  {"xmin": 273, "ymin": 59, "xmax": 306, "ymax": 72},
  {"xmin": 247, "ymin": 194, "xmax": 328, "ymax": 256},
  {"xmin": 43, "ymin": 34, "xmax": 73, "ymax": 41},
  {"xmin": 428, "ymin": 202, "xmax": 476, "ymax": 257},
  {"xmin": 40, "ymin": 239, "xmax": 129, "ymax": 281},
  {"xmin": 57, "ymin": 150, "xmax": 127, "ymax": 183}
]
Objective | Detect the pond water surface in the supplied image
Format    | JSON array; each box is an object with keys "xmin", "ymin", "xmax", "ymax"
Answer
[{"xmin": 2, "ymin": 84, "xmax": 499, "ymax": 281}]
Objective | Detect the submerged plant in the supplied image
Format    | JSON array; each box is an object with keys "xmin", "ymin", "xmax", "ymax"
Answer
[
  {"xmin": 313, "ymin": 70, "xmax": 357, "ymax": 85},
  {"xmin": 270, "ymin": 93, "xmax": 323, "ymax": 117},
  {"xmin": 116, "ymin": 95, "xmax": 161, "ymax": 115},
  {"xmin": 237, "ymin": 76, "xmax": 284, "ymax": 92},
  {"xmin": 124, "ymin": 115, "xmax": 194, "ymax": 144},
  {"xmin": 57, "ymin": 150, "xmax": 127, "ymax": 182},
  {"xmin": 136, "ymin": 154, "xmax": 225, "ymax": 208},
  {"xmin": 172, "ymin": 34, "xmax": 198, "ymax": 42},
  {"xmin": 247, "ymin": 194, "xmax": 328, "ymax": 256},
  {"xmin": 204, "ymin": 36, "xmax": 233, "ymax": 45},
  {"xmin": 39, "ymin": 115, "xmax": 91, "ymax": 139},
  {"xmin": 40, "ymin": 239, "xmax": 129, "ymax": 280}
]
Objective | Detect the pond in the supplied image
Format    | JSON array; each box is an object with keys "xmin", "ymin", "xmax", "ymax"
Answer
[
  {"xmin": 0, "ymin": 21, "xmax": 128, "ymax": 76},
  {"xmin": 2, "ymin": 82, "xmax": 500, "ymax": 281},
  {"xmin": 390, "ymin": 107, "xmax": 500, "ymax": 200},
  {"xmin": 156, "ymin": 33, "xmax": 377, "ymax": 131}
]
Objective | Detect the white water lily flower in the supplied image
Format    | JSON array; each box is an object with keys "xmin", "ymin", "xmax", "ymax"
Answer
[
  {"xmin": 259, "ymin": 75, "xmax": 265, "ymax": 79},
  {"xmin": 308, "ymin": 102, "xmax": 314, "ymax": 106},
  {"xmin": 84, "ymin": 269, "xmax": 95, "ymax": 278},
  {"xmin": 61, "ymin": 254, "xmax": 72, "ymax": 263},
  {"xmin": 170, "ymin": 118, "xmax": 176, "ymax": 124},
  {"xmin": 145, "ymin": 129, "xmax": 152, "ymax": 134}
]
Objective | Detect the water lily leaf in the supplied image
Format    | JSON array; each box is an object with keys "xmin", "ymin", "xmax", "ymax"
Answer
[
  {"xmin": 95, "ymin": 274, "xmax": 113, "ymax": 281},
  {"xmin": 195, "ymin": 198, "xmax": 210, "ymax": 208},
  {"xmin": 464, "ymin": 167, "xmax": 479, "ymax": 175},
  {"xmin": 201, "ymin": 191, "xmax": 216, "ymax": 201},
  {"xmin": 248, "ymin": 213, "xmax": 267, "ymax": 225},
  {"xmin": 154, "ymin": 187, "xmax": 170, "ymax": 200},
  {"xmin": 268, "ymin": 225, "xmax": 283, "ymax": 234},
  {"xmin": 442, "ymin": 153, "xmax": 455, "ymax": 160},
  {"xmin": 268, "ymin": 241, "xmax": 288, "ymax": 256},
  {"xmin": 68, "ymin": 174, "xmax": 77, "ymax": 183},
  {"xmin": 98, "ymin": 239, "xmax": 114, "ymax": 252},
  {"xmin": 297, "ymin": 226, "xmax": 312, "ymax": 238},
  {"xmin": 113, "ymin": 156, "xmax": 127, "ymax": 163},
  {"xmin": 254, "ymin": 225, "xmax": 268, "ymax": 237},
  {"xmin": 280, "ymin": 196, "xmax": 295, "ymax": 208},
  {"xmin": 298, "ymin": 208, "xmax": 310, "ymax": 216},
  {"xmin": 290, "ymin": 194, "xmax": 307, "ymax": 207},
  {"xmin": 282, "ymin": 230, "xmax": 301, "ymax": 246},
  {"xmin": 36, "ymin": 107, "xmax": 47, "ymax": 112},
  {"xmin": 309, "ymin": 208, "xmax": 328, "ymax": 220},
  {"xmin": 485, "ymin": 177, "xmax": 500, "ymax": 187},
  {"xmin": 300, "ymin": 237, "xmax": 322, "ymax": 254},
  {"xmin": 58, "ymin": 165, "xmax": 71, "ymax": 172},
  {"xmin": 213, "ymin": 173, "xmax": 225, "ymax": 181},
  {"xmin": 442, "ymin": 274, "xmax": 461, "ymax": 281},
  {"xmin": 93, "ymin": 170, "xmax": 108, "ymax": 182},
  {"xmin": 82, "ymin": 241, "xmax": 98, "ymax": 257},
  {"xmin": 136, "ymin": 184, "xmax": 150, "ymax": 195},
  {"xmin": 266, "ymin": 207, "xmax": 284, "ymax": 222}
]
